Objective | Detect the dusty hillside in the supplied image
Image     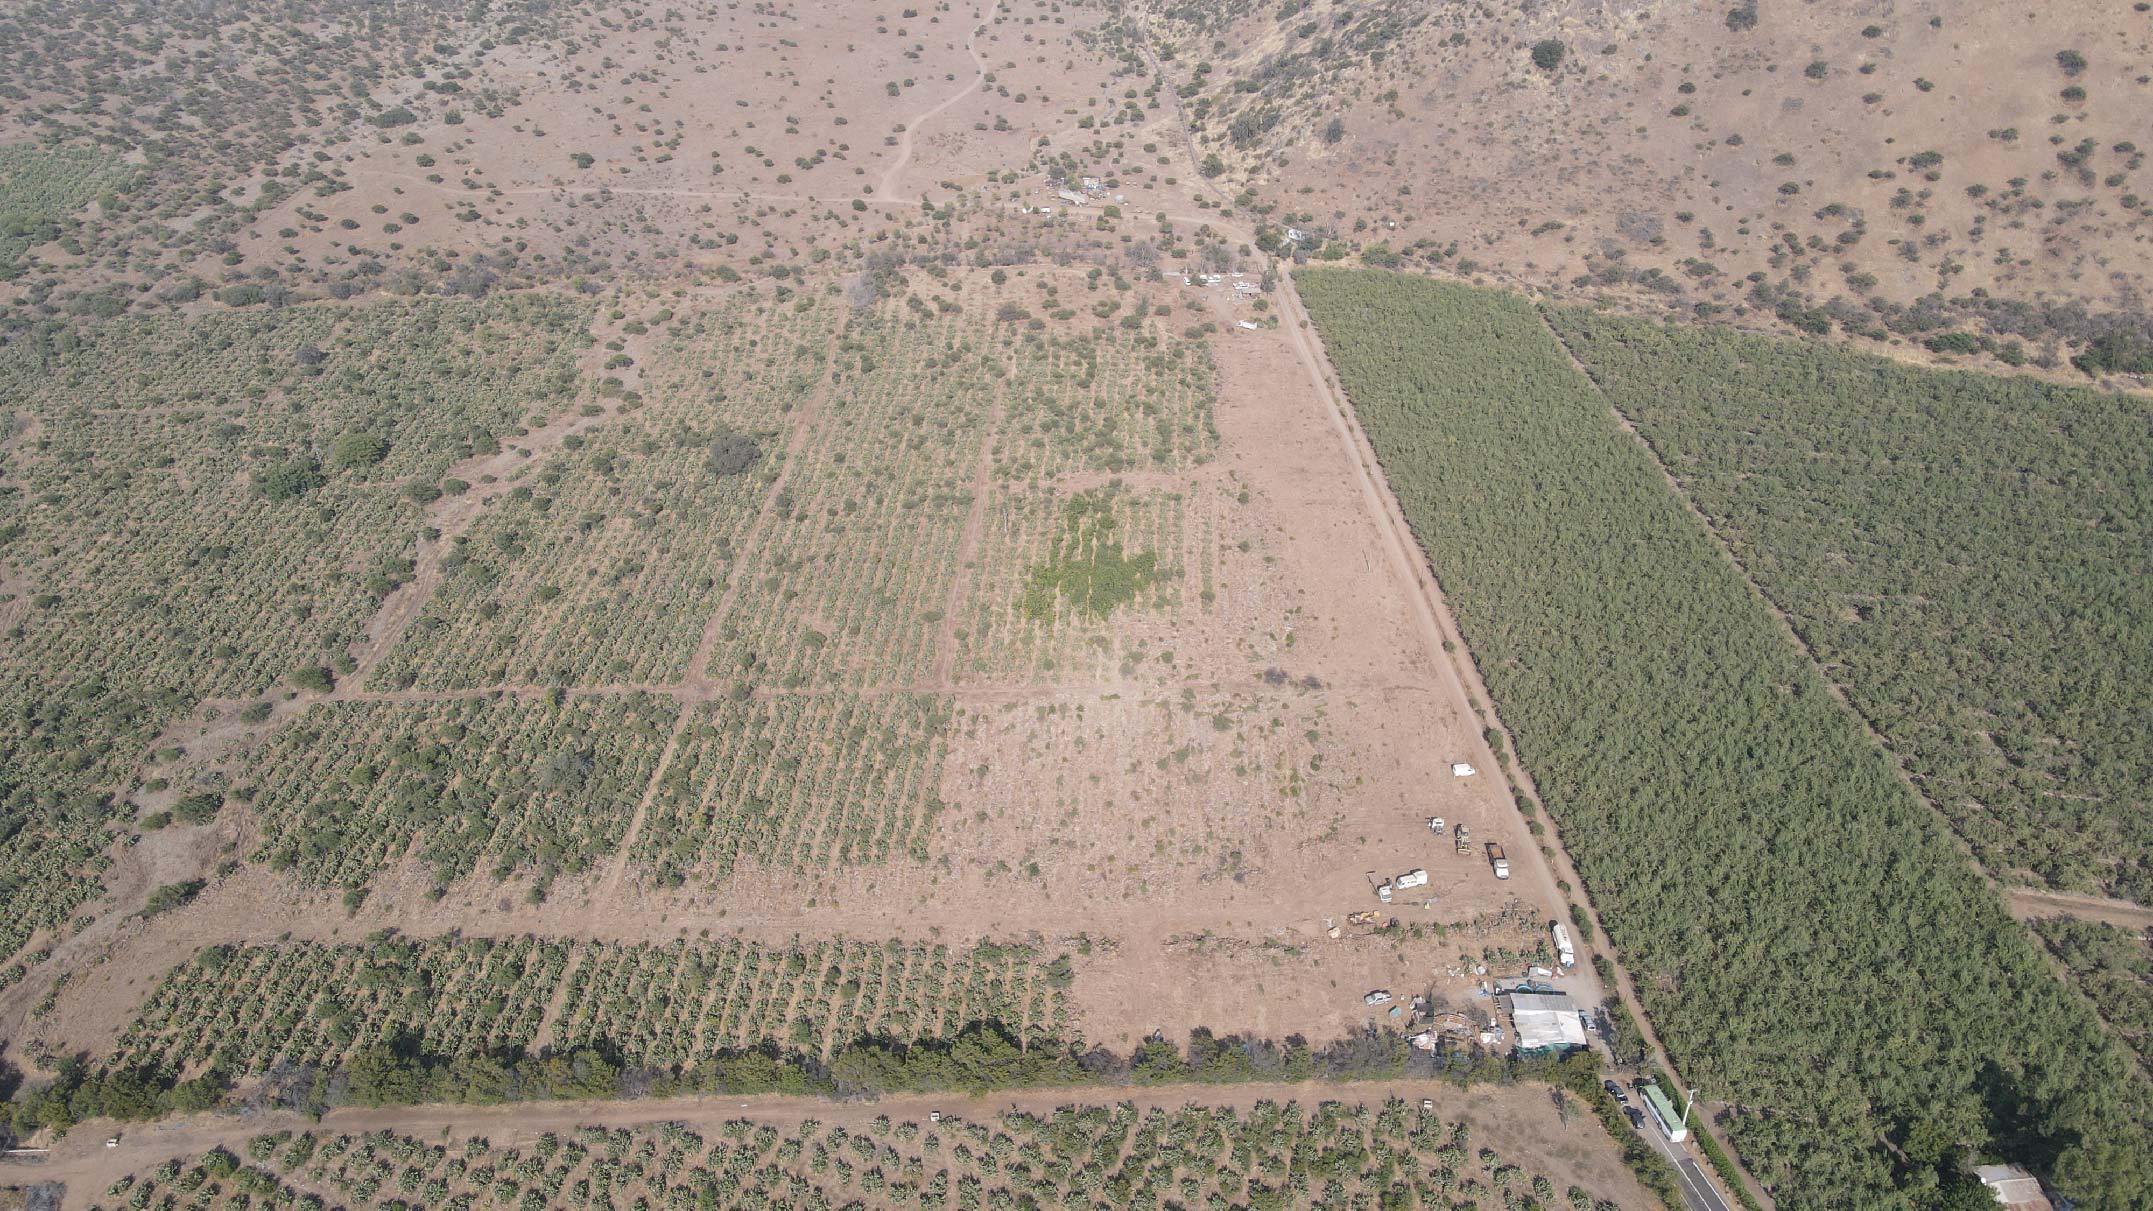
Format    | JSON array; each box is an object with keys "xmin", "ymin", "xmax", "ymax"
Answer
[{"xmin": 1145, "ymin": 0, "xmax": 2153, "ymax": 381}]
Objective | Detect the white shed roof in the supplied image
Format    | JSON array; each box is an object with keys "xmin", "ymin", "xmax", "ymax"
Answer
[{"xmin": 1510, "ymin": 991, "xmax": 1587, "ymax": 1053}]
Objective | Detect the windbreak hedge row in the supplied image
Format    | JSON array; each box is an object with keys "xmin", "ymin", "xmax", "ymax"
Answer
[{"xmin": 1296, "ymin": 268, "xmax": 2153, "ymax": 1211}]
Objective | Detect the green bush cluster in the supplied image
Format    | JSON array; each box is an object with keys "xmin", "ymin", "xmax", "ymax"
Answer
[{"xmin": 1548, "ymin": 309, "xmax": 2153, "ymax": 906}]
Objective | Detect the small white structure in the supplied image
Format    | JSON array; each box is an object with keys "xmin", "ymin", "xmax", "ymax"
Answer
[
  {"xmin": 1973, "ymin": 1165, "xmax": 2053, "ymax": 1211},
  {"xmin": 1233, "ymin": 281, "xmax": 1260, "ymax": 295},
  {"xmin": 1427, "ymin": 816, "xmax": 1445, "ymax": 833},
  {"xmin": 1236, "ymin": 320, "xmax": 1260, "ymax": 330},
  {"xmin": 1200, "ymin": 272, "xmax": 1224, "ymax": 286},
  {"xmin": 1080, "ymin": 176, "xmax": 1101, "ymax": 192},
  {"xmin": 1552, "ymin": 921, "xmax": 1577, "ymax": 968},
  {"xmin": 1450, "ymin": 762, "xmax": 1477, "ymax": 777},
  {"xmin": 1396, "ymin": 868, "xmax": 1429, "ymax": 890},
  {"xmin": 1285, "ymin": 227, "xmax": 1306, "ymax": 243}
]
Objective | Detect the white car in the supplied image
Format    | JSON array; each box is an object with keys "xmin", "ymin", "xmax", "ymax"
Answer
[{"xmin": 1363, "ymin": 990, "xmax": 1393, "ymax": 1006}]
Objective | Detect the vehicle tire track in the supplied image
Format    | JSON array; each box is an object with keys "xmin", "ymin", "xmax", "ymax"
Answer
[{"xmin": 875, "ymin": 17, "xmax": 988, "ymax": 201}]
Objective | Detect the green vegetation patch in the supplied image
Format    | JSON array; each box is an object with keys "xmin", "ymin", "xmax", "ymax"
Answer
[
  {"xmin": 0, "ymin": 143, "xmax": 129, "ymax": 269},
  {"xmin": 371, "ymin": 298, "xmax": 831, "ymax": 692},
  {"xmin": 2030, "ymin": 917, "xmax": 2153, "ymax": 1077},
  {"xmin": 242, "ymin": 693, "xmax": 678, "ymax": 894},
  {"xmin": 0, "ymin": 297, "xmax": 588, "ymax": 958},
  {"xmin": 633, "ymin": 692, "xmax": 950, "ymax": 887},
  {"xmin": 111, "ymin": 935, "xmax": 1069, "ymax": 1079},
  {"xmin": 1021, "ymin": 490, "xmax": 1162, "ymax": 621},
  {"xmin": 1297, "ymin": 268, "xmax": 2153, "ymax": 1211},
  {"xmin": 1549, "ymin": 310, "xmax": 2153, "ymax": 906}
]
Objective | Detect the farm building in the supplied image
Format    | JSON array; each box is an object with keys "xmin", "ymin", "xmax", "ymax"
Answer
[
  {"xmin": 1972, "ymin": 1165, "xmax": 2053, "ymax": 1211},
  {"xmin": 1506, "ymin": 989, "xmax": 1587, "ymax": 1058}
]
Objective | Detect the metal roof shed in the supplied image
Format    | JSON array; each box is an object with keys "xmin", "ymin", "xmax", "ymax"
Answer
[{"xmin": 1508, "ymin": 990, "xmax": 1587, "ymax": 1057}]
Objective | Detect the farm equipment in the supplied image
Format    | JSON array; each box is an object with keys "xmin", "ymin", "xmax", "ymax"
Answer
[
  {"xmin": 1346, "ymin": 910, "xmax": 1381, "ymax": 926},
  {"xmin": 1454, "ymin": 823, "xmax": 1472, "ymax": 855}
]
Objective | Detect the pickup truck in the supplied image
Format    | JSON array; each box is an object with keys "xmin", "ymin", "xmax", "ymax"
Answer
[{"xmin": 1486, "ymin": 843, "xmax": 1510, "ymax": 880}]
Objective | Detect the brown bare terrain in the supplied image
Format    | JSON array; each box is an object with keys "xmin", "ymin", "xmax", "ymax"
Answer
[{"xmin": 1144, "ymin": 0, "xmax": 2153, "ymax": 384}]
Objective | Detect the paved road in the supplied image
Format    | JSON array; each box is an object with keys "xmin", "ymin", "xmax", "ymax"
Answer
[{"xmin": 1629, "ymin": 1110, "xmax": 1734, "ymax": 1211}]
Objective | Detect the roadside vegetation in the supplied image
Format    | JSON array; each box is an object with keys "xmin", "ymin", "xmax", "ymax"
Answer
[{"xmin": 1297, "ymin": 267, "xmax": 2153, "ymax": 1211}]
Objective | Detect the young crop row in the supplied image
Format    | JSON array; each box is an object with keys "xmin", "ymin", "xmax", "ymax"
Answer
[
  {"xmin": 243, "ymin": 694, "xmax": 676, "ymax": 892},
  {"xmin": 703, "ymin": 296, "xmax": 1005, "ymax": 690},
  {"xmin": 1297, "ymin": 268, "xmax": 2153, "ymax": 1210},
  {"xmin": 990, "ymin": 321, "xmax": 1218, "ymax": 482},
  {"xmin": 2, "ymin": 295, "xmax": 588, "ymax": 701},
  {"xmin": 955, "ymin": 485, "xmax": 1215, "ymax": 683},
  {"xmin": 546, "ymin": 936, "xmax": 1068, "ymax": 1065},
  {"xmin": 109, "ymin": 935, "xmax": 568, "ymax": 1077},
  {"xmin": 0, "ymin": 143, "xmax": 129, "ymax": 266},
  {"xmin": 369, "ymin": 297, "xmax": 837, "ymax": 691},
  {"xmin": 108, "ymin": 934, "xmax": 1067, "ymax": 1078},
  {"xmin": 0, "ymin": 298, "xmax": 590, "ymax": 959},
  {"xmin": 1548, "ymin": 308, "xmax": 2153, "ymax": 908},
  {"xmin": 630, "ymin": 691, "xmax": 950, "ymax": 888},
  {"xmin": 88, "ymin": 1098, "xmax": 1626, "ymax": 1211}
]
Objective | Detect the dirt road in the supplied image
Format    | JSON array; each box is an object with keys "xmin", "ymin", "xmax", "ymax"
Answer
[
  {"xmin": 875, "ymin": 19, "xmax": 988, "ymax": 200},
  {"xmin": 2005, "ymin": 888, "xmax": 2153, "ymax": 930}
]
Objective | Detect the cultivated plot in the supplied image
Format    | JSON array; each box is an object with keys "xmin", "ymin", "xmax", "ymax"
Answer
[
  {"xmin": 371, "ymin": 296, "xmax": 836, "ymax": 691},
  {"xmin": 80, "ymin": 1098, "xmax": 1639, "ymax": 1211},
  {"xmin": 243, "ymin": 694, "xmax": 678, "ymax": 893}
]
